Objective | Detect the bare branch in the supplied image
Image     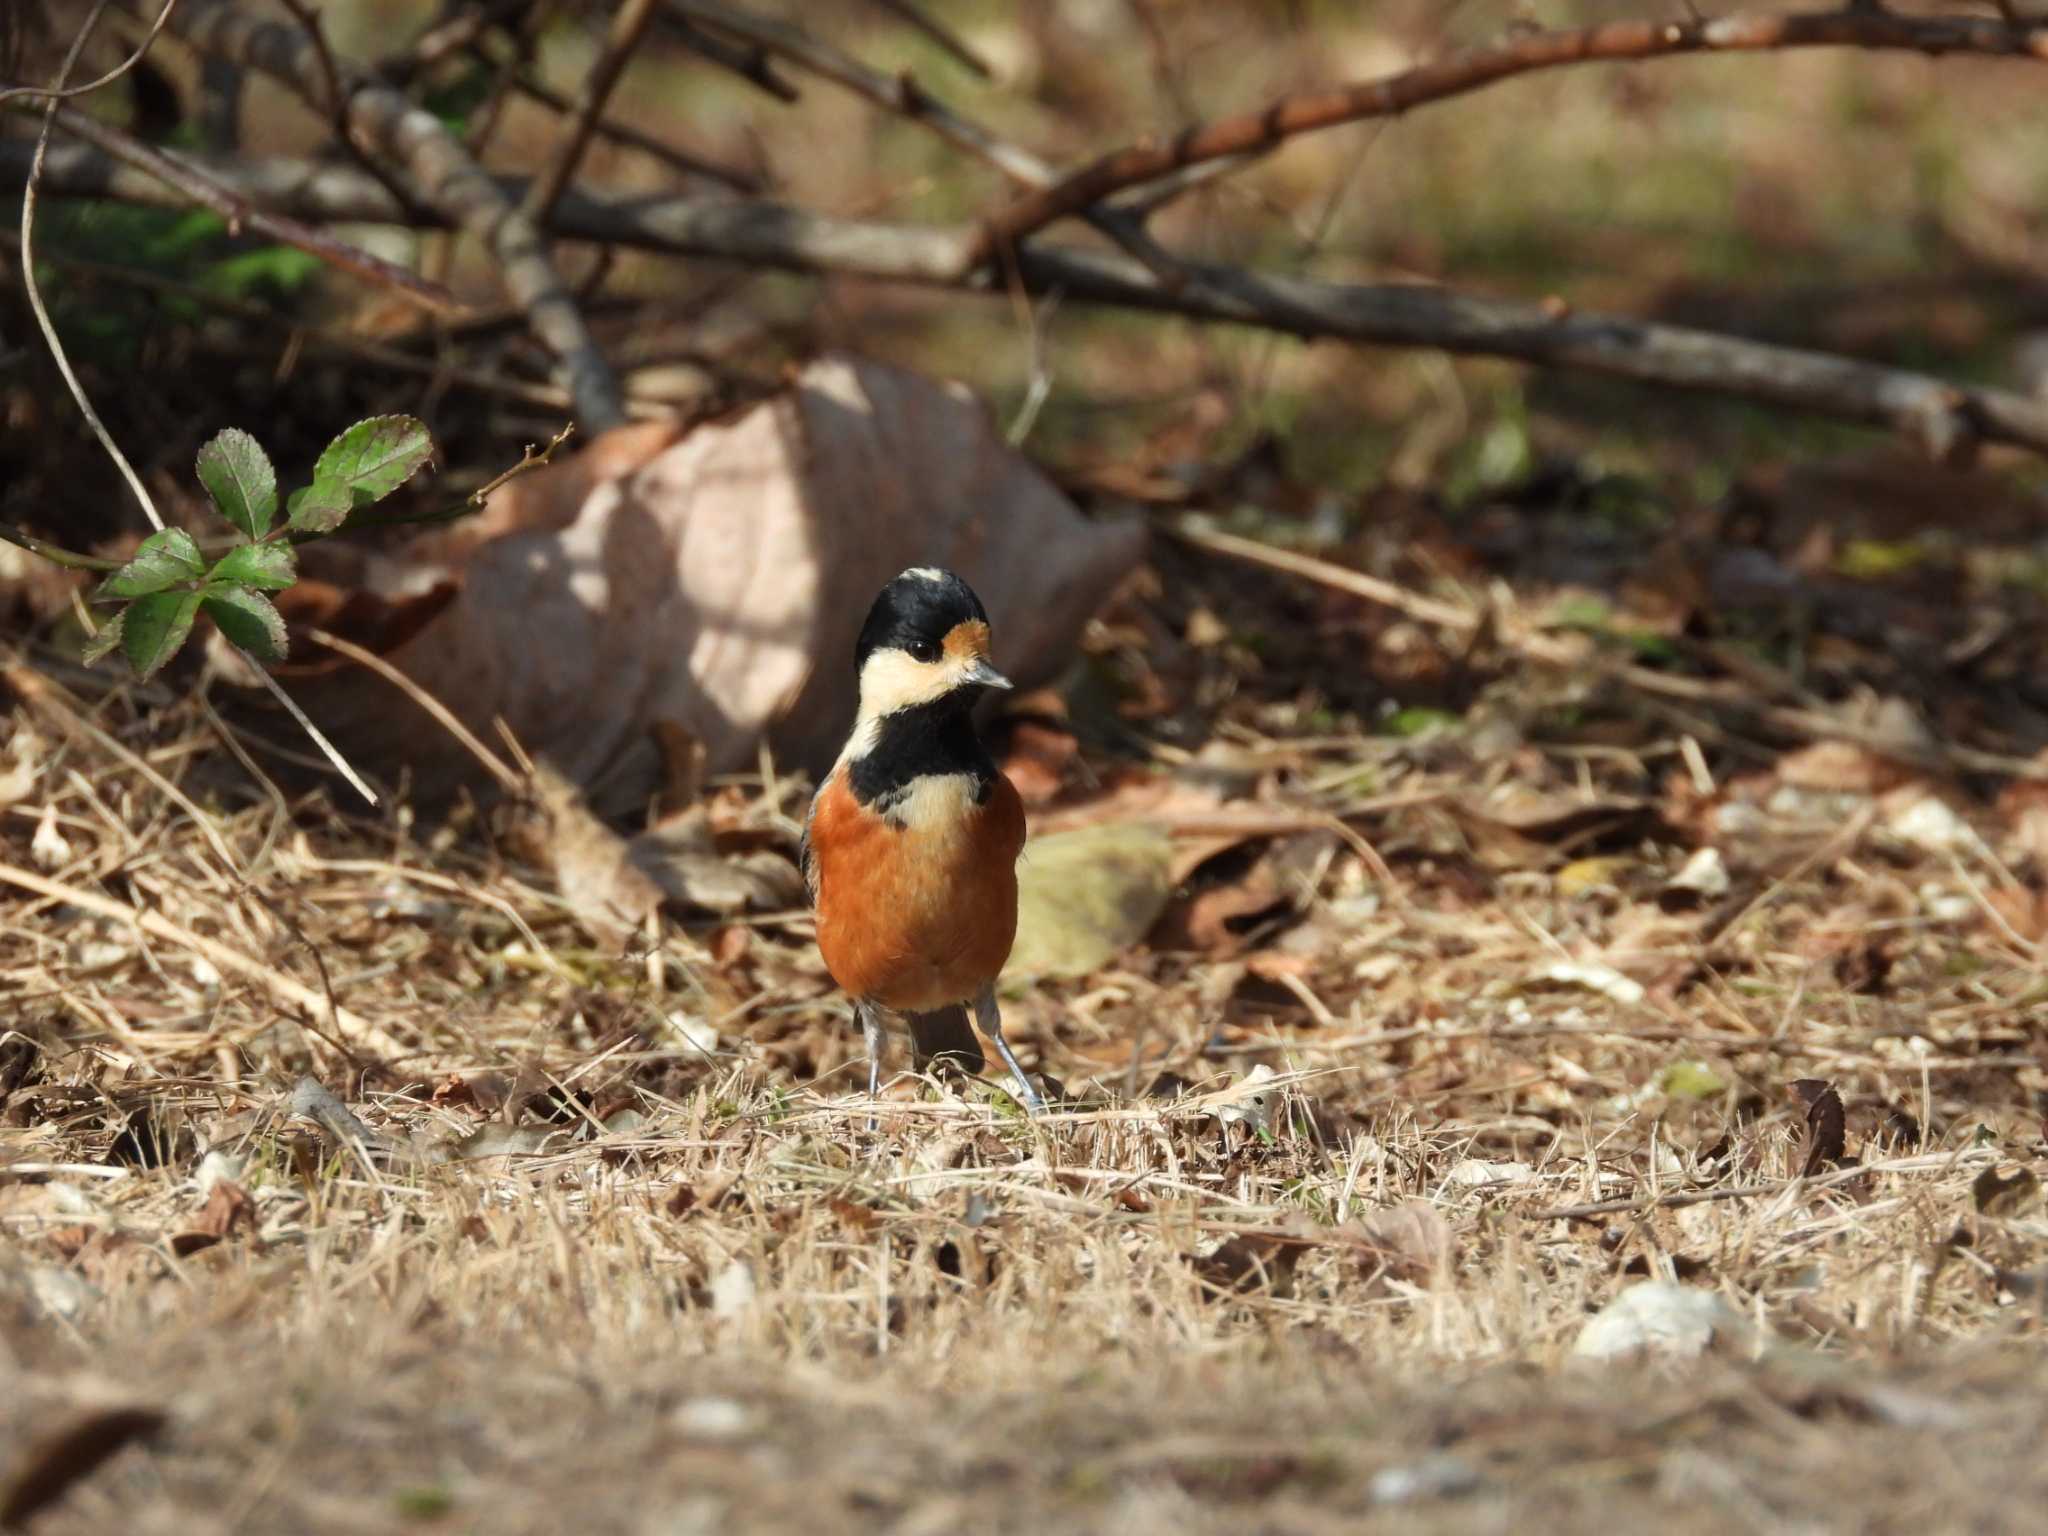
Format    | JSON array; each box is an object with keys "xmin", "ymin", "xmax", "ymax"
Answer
[
  {"xmin": 126, "ymin": 0, "xmax": 627, "ymax": 431},
  {"xmin": 476, "ymin": 49, "xmax": 759, "ymax": 191},
  {"xmin": 859, "ymin": 0, "xmax": 993, "ymax": 79},
  {"xmin": 665, "ymin": 0, "xmax": 1188, "ymax": 288},
  {"xmin": 42, "ymin": 103, "xmax": 463, "ymax": 315},
  {"xmin": 522, "ymin": 0, "xmax": 660, "ymax": 224},
  {"xmin": 16, "ymin": 144, "xmax": 2048, "ymax": 463},
  {"xmin": 969, "ymin": 9, "xmax": 2048, "ymax": 268},
  {"xmin": 661, "ymin": 10, "xmax": 799, "ymax": 101}
]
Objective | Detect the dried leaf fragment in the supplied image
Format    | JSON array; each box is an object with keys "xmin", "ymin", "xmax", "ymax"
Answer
[
  {"xmin": 1973, "ymin": 1165, "xmax": 2041, "ymax": 1218},
  {"xmin": 1792, "ymin": 1079, "xmax": 1847, "ymax": 1177},
  {"xmin": 168, "ymin": 1178, "xmax": 255, "ymax": 1257}
]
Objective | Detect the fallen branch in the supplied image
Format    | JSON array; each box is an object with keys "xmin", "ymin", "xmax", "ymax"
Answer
[
  {"xmin": 15, "ymin": 141, "xmax": 2045, "ymax": 464},
  {"xmin": 971, "ymin": 8, "xmax": 2048, "ymax": 266},
  {"xmin": 38, "ymin": 103, "xmax": 461, "ymax": 314},
  {"xmin": 125, "ymin": 0, "xmax": 626, "ymax": 430}
]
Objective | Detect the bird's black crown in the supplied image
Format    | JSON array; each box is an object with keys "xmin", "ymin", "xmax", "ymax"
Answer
[{"xmin": 853, "ymin": 567, "xmax": 991, "ymax": 672}]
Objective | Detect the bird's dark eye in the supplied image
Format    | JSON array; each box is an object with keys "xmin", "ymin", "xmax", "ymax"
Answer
[{"xmin": 907, "ymin": 637, "xmax": 941, "ymax": 663}]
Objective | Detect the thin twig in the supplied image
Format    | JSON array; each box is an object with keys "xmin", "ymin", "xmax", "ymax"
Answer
[
  {"xmin": 1526, "ymin": 1148, "xmax": 1996, "ymax": 1221},
  {"xmin": 19, "ymin": 0, "xmax": 164, "ymax": 533},
  {"xmin": 243, "ymin": 666, "xmax": 380, "ymax": 808},
  {"xmin": 662, "ymin": 9, "xmax": 800, "ymax": 100},
  {"xmin": 0, "ymin": 0, "xmax": 180, "ymax": 106},
  {"xmin": 484, "ymin": 54, "xmax": 758, "ymax": 191},
  {"xmin": 0, "ymin": 523, "xmax": 121, "ymax": 573},
  {"xmin": 859, "ymin": 0, "xmax": 992, "ymax": 78},
  {"xmin": 304, "ymin": 629, "xmax": 524, "ymax": 795},
  {"xmin": 273, "ymin": 0, "xmax": 425, "ymax": 217},
  {"xmin": 523, "ymin": 0, "xmax": 660, "ymax": 224}
]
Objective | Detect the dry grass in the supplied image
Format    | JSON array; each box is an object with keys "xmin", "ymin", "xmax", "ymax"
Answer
[
  {"xmin": 3, "ymin": 574, "xmax": 2046, "ymax": 1529},
  {"xmin": 6, "ymin": 6, "xmax": 2048, "ymax": 1525}
]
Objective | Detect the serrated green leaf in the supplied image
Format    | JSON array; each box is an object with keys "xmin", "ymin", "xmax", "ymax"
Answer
[
  {"xmin": 289, "ymin": 415, "xmax": 432, "ymax": 533},
  {"xmin": 97, "ymin": 528, "xmax": 204, "ymax": 599},
  {"xmin": 208, "ymin": 540, "xmax": 296, "ymax": 591},
  {"xmin": 195, "ymin": 427, "xmax": 278, "ymax": 539},
  {"xmin": 122, "ymin": 590, "xmax": 203, "ymax": 679},
  {"xmin": 201, "ymin": 583, "xmax": 288, "ymax": 663},
  {"xmin": 81, "ymin": 610, "xmax": 125, "ymax": 665},
  {"xmin": 286, "ymin": 480, "xmax": 353, "ymax": 535}
]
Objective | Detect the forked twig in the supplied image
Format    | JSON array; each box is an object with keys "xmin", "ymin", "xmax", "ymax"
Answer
[
  {"xmin": 970, "ymin": 9, "xmax": 2048, "ymax": 266},
  {"xmin": 523, "ymin": 0, "xmax": 661, "ymax": 224}
]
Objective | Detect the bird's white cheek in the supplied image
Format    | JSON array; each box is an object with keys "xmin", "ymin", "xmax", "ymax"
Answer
[{"xmin": 855, "ymin": 651, "xmax": 971, "ymax": 721}]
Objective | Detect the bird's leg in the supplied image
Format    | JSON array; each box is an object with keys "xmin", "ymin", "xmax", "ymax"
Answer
[
  {"xmin": 973, "ymin": 983, "xmax": 1045, "ymax": 1113},
  {"xmin": 858, "ymin": 999, "xmax": 887, "ymax": 1131}
]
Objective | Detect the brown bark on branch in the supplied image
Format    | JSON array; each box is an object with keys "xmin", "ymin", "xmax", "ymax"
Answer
[
  {"xmin": 123, "ymin": 0, "xmax": 626, "ymax": 430},
  {"xmin": 42, "ymin": 103, "xmax": 461, "ymax": 314},
  {"xmin": 969, "ymin": 9, "xmax": 2048, "ymax": 269},
  {"xmin": 664, "ymin": 0, "xmax": 1189, "ymax": 288},
  {"xmin": 522, "ymin": 0, "xmax": 660, "ymax": 224},
  {"xmin": 15, "ymin": 143, "xmax": 2048, "ymax": 461}
]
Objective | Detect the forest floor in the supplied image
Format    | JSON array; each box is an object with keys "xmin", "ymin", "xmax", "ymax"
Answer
[
  {"xmin": 6, "ymin": 3, "xmax": 2048, "ymax": 1530},
  {"xmin": 4, "ymin": 499, "xmax": 2048, "ymax": 1531}
]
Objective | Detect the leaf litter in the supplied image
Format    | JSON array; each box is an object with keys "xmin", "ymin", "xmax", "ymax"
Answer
[{"xmin": 5, "ymin": 393, "xmax": 2048, "ymax": 1530}]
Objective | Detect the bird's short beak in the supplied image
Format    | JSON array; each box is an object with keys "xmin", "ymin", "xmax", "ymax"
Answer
[{"xmin": 963, "ymin": 658, "xmax": 1013, "ymax": 692}]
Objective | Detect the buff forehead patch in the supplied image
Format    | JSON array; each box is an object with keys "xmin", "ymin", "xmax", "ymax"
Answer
[{"xmin": 942, "ymin": 619, "xmax": 991, "ymax": 661}]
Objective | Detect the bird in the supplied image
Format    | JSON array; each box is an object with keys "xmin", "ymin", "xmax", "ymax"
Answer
[{"xmin": 800, "ymin": 566, "xmax": 1045, "ymax": 1115}]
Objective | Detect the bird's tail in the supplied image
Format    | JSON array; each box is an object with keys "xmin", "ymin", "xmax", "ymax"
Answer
[{"xmin": 902, "ymin": 1005, "xmax": 985, "ymax": 1077}]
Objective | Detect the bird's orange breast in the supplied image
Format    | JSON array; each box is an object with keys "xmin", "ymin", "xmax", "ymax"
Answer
[{"xmin": 810, "ymin": 768, "xmax": 1025, "ymax": 1013}]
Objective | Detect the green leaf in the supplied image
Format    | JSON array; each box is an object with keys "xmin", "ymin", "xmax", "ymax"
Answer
[
  {"xmin": 208, "ymin": 541, "xmax": 296, "ymax": 591},
  {"xmin": 195, "ymin": 427, "xmax": 278, "ymax": 539},
  {"xmin": 201, "ymin": 584, "xmax": 288, "ymax": 663},
  {"xmin": 286, "ymin": 481, "xmax": 351, "ymax": 534},
  {"xmin": 1657, "ymin": 1061, "xmax": 1724, "ymax": 1101},
  {"xmin": 122, "ymin": 590, "xmax": 203, "ymax": 680},
  {"xmin": 81, "ymin": 610, "xmax": 125, "ymax": 665},
  {"xmin": 289, "ymin": 416, "xmax": 433, "ymax": 533},
  {"xmin": 97, "ymin": 528, "xmax": 204, "ymax": 599}
]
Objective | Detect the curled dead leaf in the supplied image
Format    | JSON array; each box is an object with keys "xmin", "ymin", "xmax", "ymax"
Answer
[
  {"xmin": 1791, "ymin": 1078, "xmax": 1848, "ymax": 1177},
  {"xmin": 263, "ymin": 357, "xmax": 1143, "ymax": 813},
  {"xmin": 168, "ymin": 1177, "xmax": 255, "ymax": 1257}
]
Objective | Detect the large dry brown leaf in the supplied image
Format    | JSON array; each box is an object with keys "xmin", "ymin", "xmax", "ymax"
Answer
[{"xmin": 271, "ymin": 357, "xmax": 1144, "ymax": 812}]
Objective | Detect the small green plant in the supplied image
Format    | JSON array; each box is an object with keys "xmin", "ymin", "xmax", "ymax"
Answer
[{"xmin": 81, "ymin": 415, "xmax": 434, "ymax": 680}]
